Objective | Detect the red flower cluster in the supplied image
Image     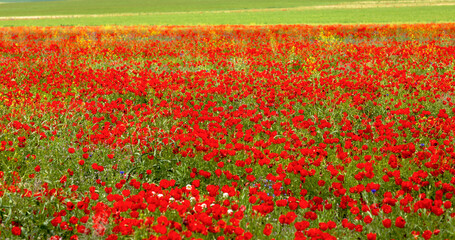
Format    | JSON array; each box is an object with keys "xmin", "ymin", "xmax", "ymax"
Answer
[{"xmin": 0, "ymin": 24, "xmax": 454, "ymax": 239}]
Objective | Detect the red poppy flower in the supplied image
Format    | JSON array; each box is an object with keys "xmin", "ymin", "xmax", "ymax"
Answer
[
  {"xmin": 12, "ymin": 226, "xmax": 21, "ymax": 236},
  {"xmin": 422, "ymin": 230, "xmax": 432, "ymax": 240},
  {"xmin": 382, "ymin": 218, "xmax": 392, "ymax": 228},
  {"xmin": 66, "ymin": 201, "xmax": 75, "ymax": 211},
  {"xmin": 367, "ymin": 233, "xmax": 377, "ymax": 240},
  {"xmin": 395, "ymin": 216, "xmax": 406, "ymax": 228},
  {"xmin": 263, "ymin": 223, "xmax": 273, "ymax": 236}
]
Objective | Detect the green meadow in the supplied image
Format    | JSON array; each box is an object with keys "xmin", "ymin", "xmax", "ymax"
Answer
[
  {"xmin": 1, "ymin": 0, "xmax": 455, "ymax": 26},
  {"xmin": 0, "ymin": 0, "xmax": 374, "ymax": 17}
]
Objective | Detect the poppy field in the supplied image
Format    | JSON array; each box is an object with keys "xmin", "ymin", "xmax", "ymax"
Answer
[{"xmin": 1, "ymin": 24, "xmax": 455, "ymax": 239}]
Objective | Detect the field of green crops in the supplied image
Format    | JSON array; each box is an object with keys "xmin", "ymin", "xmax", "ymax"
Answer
[
  {"xmin": 0, "ymin": 0, "xmax": 391, "ymax": 16},
  {"xmin": 1, "ymin": 0, "xmax": 455, "ymax": 26}
]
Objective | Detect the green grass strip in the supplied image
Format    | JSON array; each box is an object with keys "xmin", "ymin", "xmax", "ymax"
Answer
[{"xmin": 1, "ymin": 5, "xmax": 454, "ymax": 27}]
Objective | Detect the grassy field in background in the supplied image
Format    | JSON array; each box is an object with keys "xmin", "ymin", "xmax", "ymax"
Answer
[
  {"xmin": 2, "ymin": 5, "xmax": 455, "ymax": 27},
  {"xmin": 1, "ymin": 0, "xmax": 455, "ymax": 26},
  {"xmin": 0, "ymin": 0, "xmax": 367, "ymax": 17}
]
